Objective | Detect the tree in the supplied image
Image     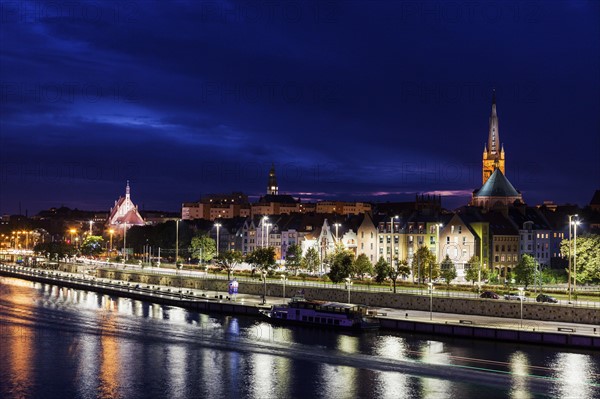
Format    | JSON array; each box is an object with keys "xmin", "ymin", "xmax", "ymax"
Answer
[
  {"xmin": 373, "ymin": 257, "xmax": 390, "ymax": 283},
  {"xmin": 215, "ymin": 250, "xmax": 243, "ymax": 280},
  {"xmin": 246, "ymin": 247, "xmax": 276, "ymax": 304},
  {"xmin": 440, "ymin": 255, "xmax": 457, "ymax": 294},
  {"xmin": 389, "ymin": 258, "xmax": 411, "ymax": 293},
  {"xmin": 189, "ymin": 235, "xmax": 216, "ymax": 264},
  {"xmin": 34, "ymin": 242, "xmax": 76, "ymax": 262},
  {"xmin": 560, "ymin": 234, "xmax": 600, "ymax": 284},
  {"xmin": 354, "ymin": 254, "xmax": 373, "ymax": 279},
  {"xmin": 328, "ymin": 250, "xmax": 354, "ymax": 283},
  {"xmin": 514, "ymin": 254, "xmax": 536, "ymax": 289},
  {"xmin": 285, "ymin": 244, "xmax": 303, "ymax": 274},
  {"xmin": 412, "ymin": 246, "xmax": 438, "ymax": 284},
  {"xmin": 302, "ymin": 247, "xmax": 320, "ymax": 274},
  {"xmin": 80, "ymin": 235, "xmax": 104, "ymax": 256},
  {"xmin": 464, "ymin": 255, "xmax": 489, "ymax": 285}
]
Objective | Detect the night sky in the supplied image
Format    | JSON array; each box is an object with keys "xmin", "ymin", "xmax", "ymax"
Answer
[{"xmin": 1, "ymin": 0, "xmax": 599, "ymax": 216}]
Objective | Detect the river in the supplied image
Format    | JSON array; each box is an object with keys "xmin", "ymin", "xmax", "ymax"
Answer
[{"xmin": 0, "ymin": 276, "xmax": 598, "ymax": 399}]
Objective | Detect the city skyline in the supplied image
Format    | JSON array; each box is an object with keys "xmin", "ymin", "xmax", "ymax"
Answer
[{"xmin": 1, "ymin": 1, "xmax": 599, "ymax": 215}]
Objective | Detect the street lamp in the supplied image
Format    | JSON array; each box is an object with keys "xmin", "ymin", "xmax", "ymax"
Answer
[
  {"xmin": 262, "ymin": 216, "xmax": 269, "ymax": 247},
  {"xmin": 428, "ymin": 282, "xmax": 434, "ymax": 320},
  {"xmin": 280, "ymin": 274, "xmax": 287, "ymax": 303},
  {"xmin": 109, "ymin": 229, "xmax": 114, "ymax": 254},
  {"xmin": 334, "ymin": 222, "xmax": 341, "ymax": 242},
  {"xmin": 69, "ymin": 229, "xmax": 76, "ymax": 245},
  {"xmin": 261, "ymin": 270, "xmax": 267, "ymax": 305},
  {"xmin": 89, "ymin": 220, "xmax": 93, "ymax": 235},
  {"xmin": 265, "ymin": 223, "xmax": 272, "ymax": 248},
  {"xmin": 214, "ymin": 223, "xmax": 222, "ymax": 257},
  {"xmin": 345, "ymin": 277, "xmax": 353, "ymax": 304},
  {"xmin": 175, "ymin": 220, "xmax": 180, "ymax": 269},
  {"xmin": 567, "ymin": 214, "xmax": 577, "ymax": 302},
  {"xmin": 123, "ymin": 223, "xmax": 128, "ymax": 261},
  {"xmin": 435, "ymin": 223, "xmax": 443, "ymax": 264},
  {"xmin": 518, "ymin": 287, "xmax": 524, "ymax": 329},
  {"xmin": 573, "ymin": 217, "xmax": 580, "ymax": 297},
  {"xmin": 390, "ymin": 216, "xmax": 398, "ymax": 265}
]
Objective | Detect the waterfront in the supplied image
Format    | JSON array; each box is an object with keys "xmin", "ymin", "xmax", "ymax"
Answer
[{"xmin": 1, "ymin": 276, "xmax": 598, "ymax": 399}]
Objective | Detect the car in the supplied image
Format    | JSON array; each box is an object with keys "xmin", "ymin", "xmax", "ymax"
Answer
[
  {"xmin": 536, "ymin": 294, "xmax": 558, "ymax": 303},
  {"xmin": 504, "ymin": 293, "xmax": 526, "ymax": 301},
  {"xmin": 480, "ymin": 291, "xmax": 500, "ymax": 299}
]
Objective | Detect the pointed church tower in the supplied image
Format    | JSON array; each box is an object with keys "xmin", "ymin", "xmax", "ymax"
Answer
[
  {"xmin": 267, "ymin": 164, "xmax": 278, "ymax": 195},
  {"xmin": 482, "ymin": 89, "xmax": 505, "ymax": 184}
]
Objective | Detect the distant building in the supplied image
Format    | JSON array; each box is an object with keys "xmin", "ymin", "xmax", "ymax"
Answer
[{"xmin": 106, "ymin": 181, "xmax": 145, "ymax": 232}]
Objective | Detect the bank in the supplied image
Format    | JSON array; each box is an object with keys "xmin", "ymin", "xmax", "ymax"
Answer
[{"xmin": 1, "ymin": 264, "xmax": 598, "ymax": 349}]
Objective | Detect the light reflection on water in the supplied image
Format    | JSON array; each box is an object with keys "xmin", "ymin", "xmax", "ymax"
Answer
[{"xmin": 0, "ymin": 277, "xmax": 598, "ymax": 399}]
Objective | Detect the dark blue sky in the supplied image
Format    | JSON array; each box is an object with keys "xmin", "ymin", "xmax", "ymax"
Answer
[{"xmin": 1, "ymin": 0, "xmax": 599, "ymax": 215}]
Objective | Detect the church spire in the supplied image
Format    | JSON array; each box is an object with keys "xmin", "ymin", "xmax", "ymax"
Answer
[
  {"xmin": 482, "ymin": 89, "xmax": 506, "ymax": 185},
  {"xmin": 488, "ymin": 89, "xmax": 499, "ymax": 154},
  {"xmin": 126, "ymin": 180, "xmax": 130, "ymax": 199},
  {"xmin": 267, "ymin": 164, "xmax": 278, "ymax": 195}
]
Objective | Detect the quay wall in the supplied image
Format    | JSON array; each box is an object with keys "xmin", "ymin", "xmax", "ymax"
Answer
[
  {"xmin": 1, "ymin": 265, "xmax": 598, "ymax": 349},
  {"xmin": 95, "ymin": 269, "xmax": 599, "ymax": 325}
]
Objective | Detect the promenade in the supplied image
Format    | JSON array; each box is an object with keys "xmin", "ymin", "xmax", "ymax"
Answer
[{"xmin": 1, "ymin": 263, "xmax": 598, "ymax": 348}]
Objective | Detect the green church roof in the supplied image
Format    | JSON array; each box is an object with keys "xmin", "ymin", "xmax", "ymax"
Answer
[{"xmin": 475, "ymin": 168, "xmax": 520, "ymax": 197}]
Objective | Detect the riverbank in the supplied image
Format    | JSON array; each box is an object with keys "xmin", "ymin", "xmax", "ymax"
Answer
[{"xmin": 1, "ymin": 264, "xmax": 598, "ymax": 349}]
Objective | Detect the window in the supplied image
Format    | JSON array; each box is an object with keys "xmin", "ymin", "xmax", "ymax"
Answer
[
  {"xmin": 451, "ymin": 226, "xmax": 455, "ymax": 234},
  {"xmin": 458, "ymin": 226, "xmax": 462, "ymax": 234},
  {"xmin": 430, "ymin": 236, "xmax": 435, "ymax": 244},
  {"xmin": 447, "ymin": 237, "xmax": 450, "ymax": 244},
  {"xmin": 495, "ymin": 255, "xmax": 499, "ymax": 262},
  {"xmin": 462, "ymin": 237, "xmax": 466, "ymax": 245}
]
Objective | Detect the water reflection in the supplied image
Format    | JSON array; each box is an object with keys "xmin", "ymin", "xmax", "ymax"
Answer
[
  {"xmin": 5, "ymin": 323, "xmax": 34, "ymax": 398},
  {"xmin": 551, "ymin": 353, "xmax": 599, "ymax": 399},
  {"xmin": 1, "ymin": 276, "xmax": 599, "ymax": 399},
  {"xmin": 319, "ymin": 363, "xmax": 358, "ymax": 399},
  {"xmin": 98, "ymin": 314, "xmax": 121, "ymax": 399},
  {"xmin": 509, "ymin": 351, "xmax": 532, "ymax": 399}
]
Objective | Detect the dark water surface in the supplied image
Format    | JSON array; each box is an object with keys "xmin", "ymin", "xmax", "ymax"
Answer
[{"xmin": 0, "ymin": 277, "xmax": 598, "ymax": 399}]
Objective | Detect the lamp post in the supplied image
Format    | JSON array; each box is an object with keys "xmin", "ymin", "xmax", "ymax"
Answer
[
  {"xmin": 69, "ymin": 229, "xmax": 76, "ymax": 246},
  {"xmin": 573, "ymin": 217, "xmax": 580, "ymax": 297},
  {"xmin": 265, "ymin": 223, "xmax": 272, "ymax": 248},
  {"xmin": 109, "ymin": 229, "xmax": 114, "ymax": 255},
  {"xmin": 334, "ymin": 223, "xmax": 341, "ymax": 244},
  {"xmin": 262, "ymin": 216, "xmax": 268, "ymax": 247},
  {"xmin": 345, "ymin": 277, "xmax": 352, "ymax": 304},
  {"xmin": 175, "ymin": 220, "xmax": 179, "ymax": 269},
  {"xmin": 567, "ymin": 214, "xmax": 576, "ymax": 302},
  {"xmin": 123, "ymin": 223, "xmax": 128, "ymax": 261},
  {"xmin": 518, "ymin": 287, "xmax": 524, "ymax": 329},
  {"xmin": 261, "ymin": 270, "xmax": 267, "ymax": 305},
  {"xmin": 89, "ymin": 220, "xmax": 93, "ymax": 235},
  {"xmin": 435, "ymin": 223, "xmax": 443, "ymax": 264},
  {"xmin": 428, "ymin": 282, "xmax": 433, "ymax": 320},
  {"xmin": 280, "ymin": 274, "xmax": 287, "ymax": 303},
  {"xmin": 214, "ymin": 223, "xmax": 222, "ymax": 257},
  {"xmin": 390, "ymin": 216, "xmax": 398, "ymax": 265}
]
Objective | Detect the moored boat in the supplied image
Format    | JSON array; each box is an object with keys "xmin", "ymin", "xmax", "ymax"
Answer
[{"xmin": 260, "ymin": 295, "xmax": 379, "ymax": 330}]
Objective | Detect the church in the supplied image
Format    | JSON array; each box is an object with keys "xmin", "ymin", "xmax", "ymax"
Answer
[
  {"xmin": 471, "ymin": 90, "xmax": 524, "ymax": 210},
  {"xmin": 106, "ymin": 181, "xmax": 145, "ymax": 232}
]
